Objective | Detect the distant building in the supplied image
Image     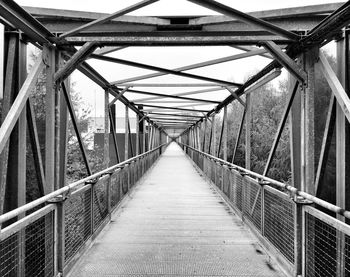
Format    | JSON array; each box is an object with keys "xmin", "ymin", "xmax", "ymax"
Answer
[
  {"xmin": 88, "ymin": 117, "xmax": 104, "ymax": 134},
  {"xmin": 88, "ymin": 116, "xmax": 137, "ymax": 134}
]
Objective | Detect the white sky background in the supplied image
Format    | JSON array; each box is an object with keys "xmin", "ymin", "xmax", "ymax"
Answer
[{"xmin": 17, "ymin": 0, "xmax": 344, "ymax": 120}]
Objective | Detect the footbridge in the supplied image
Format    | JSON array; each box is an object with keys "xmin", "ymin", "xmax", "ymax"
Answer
[{"xmin": 1, "ymin": 1, "xmax": 350, "ymax": 277}]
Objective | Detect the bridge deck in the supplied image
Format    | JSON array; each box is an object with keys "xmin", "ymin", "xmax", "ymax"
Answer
[{"xmin": 69, "ymin": 143, "xmax": 284, "ymax": 277}]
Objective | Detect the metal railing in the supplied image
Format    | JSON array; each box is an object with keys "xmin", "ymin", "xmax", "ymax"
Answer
[
  {"xmin": 0, "ymin": 143, "xmax": 167, "ymax": 277},
  {"xmin": 181, "ymin": 143, "xmax": 350, "ymax": 277}
]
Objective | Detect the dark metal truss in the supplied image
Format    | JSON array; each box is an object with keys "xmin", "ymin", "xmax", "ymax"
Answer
[{"xmin": 0, "ymin": 0, "xmax": 348, "ymax": 137}]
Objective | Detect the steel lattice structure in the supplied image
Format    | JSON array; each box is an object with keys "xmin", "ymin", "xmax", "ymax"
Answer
[{"xmin": 0, "ymin": 0, "xmax": 350, "ymax": 276}]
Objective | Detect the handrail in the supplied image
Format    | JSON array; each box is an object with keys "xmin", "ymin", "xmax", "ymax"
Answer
[
  {"xmin": 0, "ymin": 143, "xmax": 168, "ymax": 225},
  {"xmin": 180, "ymin": 143, "xmax": 350, "ymax": 220}
]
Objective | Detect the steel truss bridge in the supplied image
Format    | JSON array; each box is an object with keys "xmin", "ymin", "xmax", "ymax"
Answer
[{"xmin": 0, "ymin": 0, "xmax": 350, "ymax": 276}]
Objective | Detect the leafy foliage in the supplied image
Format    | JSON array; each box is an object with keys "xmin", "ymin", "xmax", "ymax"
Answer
[{"xmin": 26, "ymin": 50, "xmax": 103, "ymax": 201}]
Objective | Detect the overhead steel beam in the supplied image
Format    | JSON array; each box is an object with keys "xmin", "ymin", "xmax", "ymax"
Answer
[
  {"xmin": 25, "ymin": 4, "xmax": 340, "ymax": 29},
  {"xmin": 133, "ymin": 87, "xmax": 229, "ymax": 102},
  {"xmin": 62, "ymin": 34, "xmax": 290, "ymax": 46},
  {"xmin": 120, "ymin": 83, "xmax": 220, "ymax": 87},
  {"xmin": 135, "ymin": 100, "xmax": 205, "ymax": 104},
  {"xmin": 24, "ymin": 7, "xmax": 169, "ymax": 26},
  {"xmin": 125, "ymin": 88, "xmax": 220, "ymax": 104},
  {"xmin": 59, "ymin": 0, "xmax": 159, "ymax": 38},
  {"xmin": 114, "ymin": 49, "xmax": 267, "ymax": 84},
  {"xmin": 147, "ymin": 112, "xmax": 203, "ymax": 118},
  {"xmin": 90, "ymin": 54, "xmax": 242, "ymax": 87},
  {"xmin": 158, "ymin": 122, "xmax": 191, "ymax": 125},
  {"xmin": 144, "ymin": 109, "xmax": 205, "ymax": 114},
  {"xmin": 231, "ymin": 45, "xmax": 273, "ymax": 59},
  {"xmin": 245, "ymin": 69, "xmax": 282, "ymax": 94},
  {"xmin": 264, "ymin": 41, "xmax": 307, "ymax": 83},
  {"xmin": 303, "ymin": 1, "xmax": 350, "ymax": 46},
  {"xmin": 175, "ymin": 103, "xmax": 216, "ymax": 108},
  {"xmin": 152, "ymin": 117, "xmax": 196, "ymax": 123},
  {"xmin": 187, "ymin": 0, "xmax": 300, "ymax": 41},
  {"xmin": 109, "ymin": 86, "xmax": 129, "ymax": 106},
  {"xmin": 62, "ymin": 47, "xmax": 156, "ymax": 127},
  {"xmin": 54, "ymin": 42, "xmax": 97, "ymax": 83},
  {"xmin": 141, "ymin": 104, "xmax": 210, "ymax": 113},
  {"xmin": 161, "ymin": 125, "xmax": 189, "ymax": 128},
  {"xmin": 93, "ymin": 46, "xmax": 128, "ymax": 56},
  {"xmin": 226, "ymin": 87, "xmax": 246, "ymax": 107},
  {"xmin": 190, "ymin": 3, "xmax": 342, "ymax": 25},
  {"xmin": 177, "ymin": 3, "xmax": 350, "ymax": 137},
  {"xmin": 0, "ymin": 0, "xmax": 54, "ymax": 45}
]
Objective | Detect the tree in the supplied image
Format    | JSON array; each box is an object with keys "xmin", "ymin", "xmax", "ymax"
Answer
[{"xmin": 26, "ymin": 50, "xmax": 102, "ymax": 201}]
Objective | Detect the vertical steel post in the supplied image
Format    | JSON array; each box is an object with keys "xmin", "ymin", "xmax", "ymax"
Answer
[
  {"xmin": 104, "ymin": 90, "xmax": 110, "ymax": 168},
  {"xmin": 142, "ymin": 118, "xmax": 146, "ymax": 153},
  {"xmin": 245, "ymin": 94, "xmax": 251, "ymax": 170},
  {"xmin": 301, "ymin": 49, "xmax": 317, "ymax": 194},
  {"xmin": 125, "ymin": 106, "xmax": 129, "ymax": 161},
  {"xmin": 136, "ymin": 109, "xmax": 141, "ymax": 156},
  {"xmin": 289, "ymin": 74, "xmax": 302, "ymax": 190},
  {"xmin": 45, "ymin": 46, "xmax": 56, "ymax": 193},
  {"xmin": 148, "ymin": 123, "xmax": 152, "ymax": 150},
  {"xmin": 223, "ymin": 106, "xmax": 228, "ymax": 161},
  {"xmin": 57, "ymin": 77, "xmax": 69, "ymax": 190},
  {"xmin": 335, "ymin": 32, "xmax": 348, "ymax": 277},
  {"xmin": 202, "ymin": 119, "xmax": 207, "ymax": 152},
  {"xmin": 212, "ymin": 114, "xmax": 217, "ymax": 157},
  {"xmin": 54, "ymin": 53, "xmax": 65, "ymax": 191}
]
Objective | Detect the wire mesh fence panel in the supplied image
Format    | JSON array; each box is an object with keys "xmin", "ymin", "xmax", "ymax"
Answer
[
  {"xmin": 242, "ymin": 178, "xmax": 262, "ymax": 232},
  {"xmin": 136, "ymin": 160, "xmax": 141, "ymax": 182},
  {"xmin": 305, "ymin": 207, "xmax": 350, "ymax": 277},
  {"xmin": 0, "ymin": 147, "xmax": 164, "ymax": 277},
  {"xmin": 110, "ymin": 172, "xmax": 121, "ymax": 208},
  {"xmin": 215, "ymin": 163, "xmax": 223, "ymax": 190},
  {"xmin": 232, "ymin": 170, "xmax": 243, "ymax": 212},
  {"xmin": 0, "ymin": 232, "xmax": 19, "ymax": 276},
  {"xmin": 210, "ymin": 160, "xmax": 216, "ymax": 183},
  {"xmin": 228, "ymin": 170, "xmax": 234, "ymax": 203},
  {"xmin": 25, "ymin": 211, "xmax": 55, "ymax": 277},
  {"xmin": 222, "ymin": 166, "xmax": 230, "ymax": 197},
  {"xmin": 141, "ymin": 158, "xmax": 145, "ymax": 176},
  {"xmin": 93, "ymin": 179, "xmax": 109, "ymax": 231},
  {"xmin": 197, "ymin": 154, "xmax": 203, "ymax": 171},
  {"xmin": 264, "ymin": 187, "xmax": 295, "ymax": 265},
  {"xmin": 345, "ymin": 235, "xmax": 350, "ymax": 275},
  {"xmin": 65, "ymin": 188, "xmax": 92, "ymax": 262},
  {"xmin": 204, "ymin": 158, "xmax": 210, "ymax": 180},
  {"xmin": 121, "ymin": 167, "xmax": 129, "ymax": 195},
  {"xmin": 129, "ymin": 163, "xmax": 134, "ymax": 188}
]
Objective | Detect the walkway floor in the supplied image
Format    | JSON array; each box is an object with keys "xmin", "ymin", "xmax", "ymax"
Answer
[{"xmin": 69, "ymin": 143, "xmax": 284, "ymax": 277}]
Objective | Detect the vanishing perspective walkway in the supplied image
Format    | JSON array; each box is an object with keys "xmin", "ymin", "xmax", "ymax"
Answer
[{"xmin": 69, "ymin": 143, "xmax": 284, "ymax": 277}]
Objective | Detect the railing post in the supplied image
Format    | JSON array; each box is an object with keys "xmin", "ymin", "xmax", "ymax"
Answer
[
  {"xmin": 292, "ymin": 195, "xmax": 313, "ymax": 277},
  {"xmin": 124, "ymin": 106, "xmax": 129, "ymax": 161},
  {"xmin": 49, "ymin": 194, "xmax": 69, "ymax": 276},
  {"xmin": 57, "ymin": 201, "xmax": 65, "ymax": 276},
  {"xmin": 245, "ymin": 93, "xmax": 251, "ymax": 170},
  {"xmin": 91, "ymin": 183, "xmax": 95, "ymax": 233},
  {"xmin": 261, "ymin": 184, "xmax": 265, "ymax": 237}
]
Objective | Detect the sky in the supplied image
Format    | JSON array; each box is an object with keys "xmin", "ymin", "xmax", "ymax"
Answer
[{"xmin": 15, "ymin": 0, "xmax": 344, "ymax": 124}]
